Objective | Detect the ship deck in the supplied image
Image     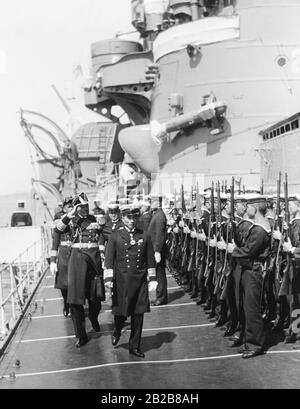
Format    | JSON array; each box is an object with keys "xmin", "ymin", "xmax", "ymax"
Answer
[{"xmin": 1, "ymin": 270, "xmax": 300, "ymax": 389}]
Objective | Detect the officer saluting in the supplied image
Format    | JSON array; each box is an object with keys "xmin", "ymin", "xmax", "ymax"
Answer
[
  {"xmin": 56, "ymin": 192, "xmax": 105, "ymax": 348},
  {"xmin": 104, "ymin": 202, "xmax": 157, "ymax": 358},
  {"xmin": 50, "ymin": 196, "xmax": 74, "ymax": 317}
]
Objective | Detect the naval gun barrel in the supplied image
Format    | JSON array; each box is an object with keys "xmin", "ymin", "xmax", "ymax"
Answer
[{"xmin": 150, "ymin": 100, "xmax": 227, "ymax": 145}]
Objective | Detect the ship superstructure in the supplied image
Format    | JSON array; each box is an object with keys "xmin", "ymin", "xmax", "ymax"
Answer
[{"xmin": 84, "ymin": 0, "xmax": 300, "ymax": 193}]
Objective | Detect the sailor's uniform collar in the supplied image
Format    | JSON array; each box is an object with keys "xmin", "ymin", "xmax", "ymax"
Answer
[{"xmin": 253, "ymin": 223, "xmax": 271, "ymax": 234}]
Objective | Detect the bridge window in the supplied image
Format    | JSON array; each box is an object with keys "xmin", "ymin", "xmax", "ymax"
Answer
[
  {"xmin": 261, "ymin": 115, "xmax": 300, "ymax": 142},
  {"xmin": 291, "ymin": 119, "xmax": 299, "ymax": 130}
]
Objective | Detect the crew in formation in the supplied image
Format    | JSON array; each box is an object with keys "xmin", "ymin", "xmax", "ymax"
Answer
[{"xmin": 51, "ymin": 173, "xmax": 300, "ymax": 359}]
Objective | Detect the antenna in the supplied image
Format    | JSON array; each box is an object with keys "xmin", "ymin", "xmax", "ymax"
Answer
[
  {"xmin": 51, "ymin": 84, "xmax": 80, "ymax": 135},
  {"xmin": 51, "ymin": 84, "xmax": 71, "ymax": 114}
]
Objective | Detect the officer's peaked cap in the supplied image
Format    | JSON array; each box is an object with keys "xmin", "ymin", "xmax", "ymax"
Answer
[
  {"xmin": 72, "ymin": 192, "xmax": 89, "ymax": 206},
  {"xmin": 120, "ymin": 202, "xmax": 140, "ymax": 216}
]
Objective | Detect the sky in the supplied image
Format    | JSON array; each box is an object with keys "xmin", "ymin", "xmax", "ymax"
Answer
[{"xmin": 0, "ymin": 0, "xmax": 134, "ymax": 195}]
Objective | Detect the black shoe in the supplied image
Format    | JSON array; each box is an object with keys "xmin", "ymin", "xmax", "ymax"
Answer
[
  {"xmin": 230, "ymin": 338, "xmax": 243, "ymax": 348},
  {"xmin": 215, "ymin": 317, "xmax": 228, "ymax": 328},
  {"xmin": 272, "ymin": 320, "xmax": 284, "ymax": 332},
  {"xmin": 76, "ymin": 336, "xmax": 89, "ymax": 348},
  {"xmin": 129, "ymin": 349, "xmax": 145, "ymax": 358},
  {"xmin": 242, "ymin": 348, "xmax": 265, "ymax": 359},
  {"xmin": 63, "ymin": 306, "xmax": 70, "ymax": 317},
  {"xmin": 223, "ymin": 325, "xmax": 237, "ymax": 337},
  {"xmin": 151, "ymin": 300, "xmax": 167, "ymax": 306},
  {"xmin": 229, "ymin": 334, "xmax": 241, "ymax": 342},
  {"xmin": 284, "ymin": 333, "xmax": 297, "ymax": 344},
  {"xmin": 111, "ymin": 331, "xmax": 121, "ymax": 346},
  {"xmin": 208, "ymin": 311, "xmax": 216, "ymax": 319},
  {"xmin": 237, "ymin": 344, "xmax": 249, "ymax": 354}
]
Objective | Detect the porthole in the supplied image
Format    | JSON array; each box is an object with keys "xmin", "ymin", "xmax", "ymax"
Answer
[{"xmin": 277, "ymin": 56, "xmax": 288, "ymax": 67}]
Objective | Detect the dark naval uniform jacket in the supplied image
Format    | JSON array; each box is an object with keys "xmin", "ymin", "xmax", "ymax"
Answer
[
  {"xmin": 101, "ymin": 218, "xmax": 124, "ymax": 245},
  {"xmin": 232, "ymin": 223, "xmax": 271, "ymax": 266},
  {"xmin": 104, "ymin": 226, "xmax": 156, "ymax": 317},
  {"xmin": 51, "ymin": 220, "xmax": 72, "ymax": 290},
  {"xmin": 232, "ymin": 222, "xmax": 271, "ymax": 348},
  {"xmin": 147, "ymin": 209, "xmax": 167, "ymax": 263},
  {"xmin": 56, "ymin": 214, "xmax": 104, "ymax": 305},
  {"xmin": 138, "ymin": 211, "xmax": 152, "ymax": 233}
]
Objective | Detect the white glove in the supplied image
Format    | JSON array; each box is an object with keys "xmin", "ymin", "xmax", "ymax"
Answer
[
  {"xmin": 183, "ymin": 226, "xmax": 190, "ymax": 234},
  {"xmin": 190, "ymin": 231, "xmax": 197, "ymax": 239},
  {"xmin": 178, "ymin": 221, "xmax": 184, "ymax": 228},
  {"xmin": 283, "ymin": 221, "xmax": 289, "ymax": 231},
  {"xmin": 50, "ymin": 262, "xmax": 57, "ymax": 276},
  {"xmin": 217, "ymin": 240, "xmax": 227, "ymax": 251},
  {"xmin": 227, "ymin": 242, "xmax": 236, "ymax": 254},
  {"xmin": 283, "ymin": 238, "xmax": 294, "ymax": 253},
  {"xmin": 209, "ymin": 236, "xmax": 217, "ymax": 248},
  {"xmin": 167, "ymin": 219, "xmax": 175, "ymax": 227},
  {"xmin": 173, "ymin": 226, "xmax": 179, "ymax": 234},
  {"xmin": 273, "ymin": 229, "xmax": 282, "ymax": 241},
  {"xmin": 148, "ymin": 280, "xmax": 158, "ymax": 292},
  {"xmin": 105, "ymin": 281, "xmax": 113, "ymax": 290},
  {"xmin": 198, "ymin": 232, "xmax": 206, "ymax": 241},
  {"xmin": 155, "ymin": 252, "xmax": 161, "ymax": 263}
]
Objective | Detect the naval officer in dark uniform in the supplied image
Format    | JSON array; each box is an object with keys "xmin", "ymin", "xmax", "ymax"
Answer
[
  {"xmin": 56, "ymin": 193, "xmax": 105, "ymax": 348},
  {"xmin": 50, "ymin": 196, "xmax": 74, "ymax": 317},
  {"xmin": 148, "ymin": 196, "xmax": 168, "ymax": 306},
  {"xmin": 104, "ymin": 203, "xmax": 157, "ymax": 358},
  {"xmin": 101, "ymin": 201, "xmax": 124, "ymax": 246},
  {"xmin": 137, "ymin": 198, "xmax": 152, "ymax": 232}
]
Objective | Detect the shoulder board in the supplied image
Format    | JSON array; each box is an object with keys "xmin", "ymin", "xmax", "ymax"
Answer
[{"xmin": 290, "ymin": 217, "xmax": 300, "ymax": 224}]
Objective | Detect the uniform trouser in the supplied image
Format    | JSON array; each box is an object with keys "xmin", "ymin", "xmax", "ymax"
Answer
[
  {"xmin": 114, "ymin": 314, "xmax": 144, "ymax": 350},
  {"xmin": 240, "ymin": 264, "xmax": 265, "ymax": 349},
  {"xmin": 156, "ymin": 261, "xmax": 168, "ymax": 304},
  {"xmin": 221, "ymin": 274, "xmax": 238, "ymax": 328},
  {"xmin": 61, "ymin": 289, "xmax": 68, "ymax": 309},
  {"xmin": 265, "ymin": 270, "xmax": 277, "ymax": 319},
  {"xmin": 71, "ymin": 299, "xmax": 102, "ymax": 339}
]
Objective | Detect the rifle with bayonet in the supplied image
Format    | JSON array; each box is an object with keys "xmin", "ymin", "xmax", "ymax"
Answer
[
  {"xmin": 219, "ymin": 177, "xmax": 235, "ymax": 294},
  {"xmin": 282, "ymin": 173, "xmax": 291, "ymax": 276},
  {"xmin": 213, "ymin": 181, "xmax": 224, "ymax": 295},
  {"xmin": 204, "ymin": 182, "xmax": 215, "ymax": 287},
  {"xmin": 260, "ymin": 174, "xmax": 281, "ymax": 320}
]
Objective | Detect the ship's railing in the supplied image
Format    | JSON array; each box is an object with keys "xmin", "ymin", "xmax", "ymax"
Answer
[{"xmin": 0, "ymin": 225, "xmax": 51, "ymax": 354}]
